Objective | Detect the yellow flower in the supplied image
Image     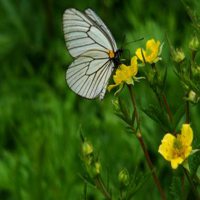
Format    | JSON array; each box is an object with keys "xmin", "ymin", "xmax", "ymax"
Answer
[
  {"xmin": 158, "ymin": 124, "xmax": 193, "ymax": 169},
  {"xmin": 107, "ymin": 56, "xmax": 138, "ymax": 92},
  {"xmin": 136, "ymin": 39, "xmax": 162, "ymax": 64}
]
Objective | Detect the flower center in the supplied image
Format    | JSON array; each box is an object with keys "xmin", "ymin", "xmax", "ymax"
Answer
[
  {"xmin": 173, "ymin": 139, "xmax": 186, "ymax": 158},
  {"xmin": 173, "ymin": 139, "xmax": 182, "ymax": 149}
]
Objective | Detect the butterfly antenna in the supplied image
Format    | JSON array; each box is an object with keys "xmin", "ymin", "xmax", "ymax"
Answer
[{"xmin": 124, "ymin": 37, "xmax": 144, "ymax": 46}]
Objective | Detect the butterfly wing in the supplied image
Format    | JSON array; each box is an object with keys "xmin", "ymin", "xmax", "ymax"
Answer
[
  {"xmin": 85, "ymin": 8, "xmax": 117, "ymax": 51},
  {"xmin": 66, "ymin": 50, "xmax": 114, "ymax": 99},
  {"xmin": 63, "ymin": 8, "xmax": 118, "ymax": 99},
  {"xmin": 63, "ymin": 8, "xmax": 115, "ymax": 57}
]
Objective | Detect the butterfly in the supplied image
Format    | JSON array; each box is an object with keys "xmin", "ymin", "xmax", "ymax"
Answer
[{"xmin": 63, "ymin": 8, "xmax": 122, "ymax": 100}]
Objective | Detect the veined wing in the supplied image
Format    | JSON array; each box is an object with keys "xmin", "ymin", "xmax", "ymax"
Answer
[
  {"xmin": 63, "ymin": 8, "xmax": 115, "ymax": 57},
  {"xmin": 66, "ymin": 50, "xmax": 114, "ymax": 99},
  {"xmin": 85, "ymin": 8, "xmax": 117, "ymax": 51}
]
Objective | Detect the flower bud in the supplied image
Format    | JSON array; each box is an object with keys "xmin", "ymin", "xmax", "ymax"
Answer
[
  {"xmin": 171, "ymin": 48, "xmax": 185, "ymax": 63},
  {"xmin": 94, "ymin": 161, "xmax": 101, "ymax": 175},
  {"xmin": 82, "ymin": 141, "xmax": 93, "ymax": 156},
  {"xmin": 192, "ymin": 65, "xmax": 200, "ymax": 78},
  {"xmin": 187, "ymin": 90, "xmax": 200, "ymax": 103},
  {"xmin": 189, "ymin": 35, "xmax": 199, "ymax": 51},
  {"xmin": 112, "ymin": 99, "xmax": 119, "ymax": 111},
  {"xmin": 90, "ymin": 161, "xmax": 101, "ymax": 177},
  {"xmin": 118, "ymin": 168, "xmax": 129, "ymax": 187}
]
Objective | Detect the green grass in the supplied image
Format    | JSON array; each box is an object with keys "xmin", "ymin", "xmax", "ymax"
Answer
[{"xmin": 0, "ymin": 0, "xmax": 200, "ymax": 199}]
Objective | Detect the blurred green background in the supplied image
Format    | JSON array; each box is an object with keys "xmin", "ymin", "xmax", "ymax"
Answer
[{"xmin": 0, "ymin": 0, "xmax": 200, "ymax": 199}]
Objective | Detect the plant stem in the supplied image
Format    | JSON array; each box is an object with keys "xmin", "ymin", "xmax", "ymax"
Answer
[
  {"xmin": 185, "ymin": 98, "xmax": 190, "ymax": 124},
  {"xmin": 151, "ymin": 63, "xmax": 173, "ymax": 122},
  {"xmin": 162, "ymin": 94, "xmax": 173, "ymax": 122},
  {"xmin": 84, "ymin": 182, "xmax": 87, "ymax": 200},
  {"xmin": 95, "ymin": 175, "xmax": 112, "ymax": 200},
  {"xmin": 127, "ymin": 85, "xmax": 166, "ymax": 200}
]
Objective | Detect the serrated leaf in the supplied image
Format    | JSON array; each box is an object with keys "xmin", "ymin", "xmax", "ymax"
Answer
[
  {"xmin": 142, "ymin": 104, "xmax": 172, "ymax": 132},
  {"xmin": 182, "ymin": 75, "xmax": 200, "ymax": 96},
  {"xmin": 115, "ymin": 112, "xmax": 132, "ymax": 125},
  {"xmin": 169, "ymin": 176, "xmax": 182, "ymax": 200},
  {"xmin": 126, "ymin": 168, "xmax": 151, "ymax": 199},
  {"xmin": 118, "ymin": 97, "xmax": 131, "ymax": 123},
  {"xmin": 189, "ymin": 151, "xmax": 200, "ymax": 176},
  {"xmin": 125, "ymin": 125, "xmax": 136, "ymax": 134},
  {"xmin": 182, "ymin": 1, "xmax": 200, "ymax": 34}
]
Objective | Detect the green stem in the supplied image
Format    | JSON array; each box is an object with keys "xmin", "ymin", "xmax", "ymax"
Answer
[
  {"xmin": 95, "ymin": 175, "xmax": 112, "ymax": 200},
  {"xmin": 84, "ymin": 182, "xmax": 87, "ymax": 200},
  {"xmin": 127, "ymin": 85, "xmax": 141, "ymax": 132},
  {"xmin": 162, "ymin": 94, "xmax": 173, "ymax": 122},
  {"xmin": 127, "ymin": 85, "xmax": 166, "ymax": 200},
  {"xmin": 185, "ymin": 98, "xmax": 190, "ymax": 124}
]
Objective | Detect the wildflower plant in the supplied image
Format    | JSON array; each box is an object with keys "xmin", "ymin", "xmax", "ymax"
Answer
[
  {"xmin": 108, "ymin": 56, "xmax": 144, "ymax": 95},
  {"xmin": 158, "ymin": 124, "xmax": 193, "ymax": 169},
  {"xmin": 78, "ymin": 3, "xmax": 200, "ymax": 200},
  {"xmin": 135, "ymin": 39, "xmax": 163, "ymax": 64}
]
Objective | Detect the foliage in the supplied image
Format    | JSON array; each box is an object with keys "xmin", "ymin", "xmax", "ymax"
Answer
[{"xmin": 0, "ymin": 0, "xmax": 200, "ymax": 199}]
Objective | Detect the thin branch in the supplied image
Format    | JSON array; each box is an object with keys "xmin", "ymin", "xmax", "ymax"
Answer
[
  {"xmin": 127, "ymin": 85, "xmax": 166, "ymax": 200},
  {"xmin": 162, "ymin": 94, "xmax": 173, "ymax": 122},
  {"xmin": 95, "ymin": 175, "xmax": 112, "ymax": 200}
]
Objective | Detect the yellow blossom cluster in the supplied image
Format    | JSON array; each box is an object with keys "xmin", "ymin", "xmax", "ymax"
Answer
[{"xmin": 108, "ymin": 39, "xmax": 161, "ymax": 92}]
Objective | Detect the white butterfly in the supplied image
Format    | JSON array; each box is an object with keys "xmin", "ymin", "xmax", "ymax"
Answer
[{"xmin": 63, "ymin": 8, "xmax": 121, "ymax": 99}]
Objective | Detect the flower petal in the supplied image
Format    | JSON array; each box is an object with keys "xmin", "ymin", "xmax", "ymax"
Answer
[
  {"xmin": 181, "ymin": 124, "xmax": 193, "ymax": 146},
  {"xmin": 146, "ymin": 39, "xmax": 155, "ymax": 49},
  {"xmin": 158, "ymin": 133, "xmax": 175, "ymax": 161},
  {"xmin": 107, "ymin": 84, "xmax": 118, "ymax": 92},
  {"xmin": 171, "ymin": 157, "xmax": 184, "ymax": 169},
  {"xmin": 135, "ymin": 48, "xmax": 145, "ymax": 62},
  {"xmin": 130, "ymin": 56, "xmax": 138, "ymax": 76},
  {"xmin": 184, "ymin": 146, "xmax": 192, "ymax": 158}
]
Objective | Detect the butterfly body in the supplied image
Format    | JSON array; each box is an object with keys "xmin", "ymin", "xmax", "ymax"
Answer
[
  {"xmin": 112, "ymin": 49, "xmax": 123, "ymax": 67},
  {"xmin": 63, "ymin": 8, "xmax": 120, "ymax": 99}
]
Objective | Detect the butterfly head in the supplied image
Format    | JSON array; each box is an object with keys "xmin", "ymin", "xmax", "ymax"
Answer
[{"xmin": 112, "ymin": 49, "xmax": 123, "ymax": 67}]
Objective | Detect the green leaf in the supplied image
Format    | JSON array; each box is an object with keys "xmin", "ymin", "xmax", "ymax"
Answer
[
  {"xmin": 118, "ymin": 97, "xmax": 132, "ymax": 125},
  {"xmin": 189, "ymin": 150, "xmax": 200, "ymax": 176},
  {"xmin": 115, "ymin": 112, "xmax": 131, "ymax": 125},
  {"xmin": 126, "ymin": 167, "xmax": 151, "ymax": 199},
  {"xmin": 171, "ymin": 103, "xmax": 185, "ymax": 131},
  {"xmin": 142, "ymin": 104, "xmax": 171, "ymax": 132},
  {"xmin": 182, "ymin": 0, "xmax": 200, "ymax": 34},
  {"xmin": 169, "ymin": 176, "xmax": 182, "ymax": 200}
]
